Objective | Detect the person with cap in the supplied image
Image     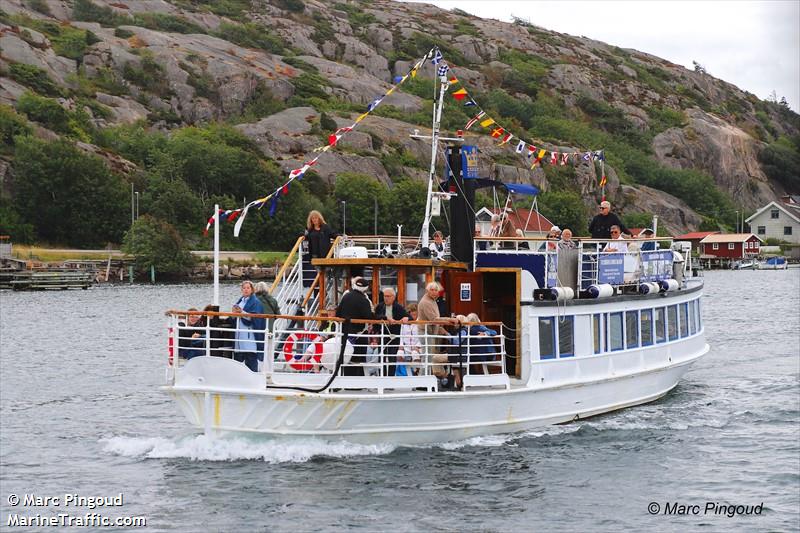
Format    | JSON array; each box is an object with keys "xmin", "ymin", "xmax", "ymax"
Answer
[
  {"xmin": 589, "ymin": 200, "xmax": 629, "ymax": 239},
  {"xmin": 546, "ymin": 225, "xmax": 562, "ymax": 251},
  {"xmin": 336, "ymin": 276, "xmax": 374, "ymax": 376},
  {"xmin": 638, "ymin": 228, "xmax": 657, "ymax": 251}
]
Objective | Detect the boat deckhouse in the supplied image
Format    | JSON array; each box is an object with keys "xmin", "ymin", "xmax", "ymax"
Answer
[{"xmin": 745, "ymin": 198, "xmax": 800, "ymax": 245}]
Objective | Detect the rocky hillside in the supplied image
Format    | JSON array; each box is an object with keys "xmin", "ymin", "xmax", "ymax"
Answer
[{"xmin": 1, "ymin": 0, "xmax": 799, "ymax": 246}]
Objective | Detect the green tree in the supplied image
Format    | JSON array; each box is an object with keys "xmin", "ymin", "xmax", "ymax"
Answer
[
  {"xmin": 386, "ymin": 178, "xmax": 428, "ymax": 236},
  {"xmin": 0, "ymin": 197, "xmax": 35, "ymax": 242},
  {"xmin": 122, "ymin": 215, "xmax": 195, "ymax": 277},
  {"xmin": 538, "ymin": 190, "xmax": 588, "ymax": 236},
  {"xmin": 334, "ymin": 173, "xmax": 390, "ymax": 235},
  {"xmin": 0, "ymin": 104, "xmax": 32, "ymax": 153},
  {"xmin": 12, "ymin": 136, "xmax": 129, "ymax": 246}
]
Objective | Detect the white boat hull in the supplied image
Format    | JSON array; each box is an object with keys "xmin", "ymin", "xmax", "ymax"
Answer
[{"xmin": 164, "ymin": 341, "xmax": 709, "ymax": 444}]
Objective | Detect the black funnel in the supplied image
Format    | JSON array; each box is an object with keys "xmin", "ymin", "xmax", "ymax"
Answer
[{"xmin": 446, "ymin": 145, "xmax": 475, "ymax": 265}]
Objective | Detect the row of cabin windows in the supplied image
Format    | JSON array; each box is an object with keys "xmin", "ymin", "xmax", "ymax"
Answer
[
  {"xmin": 757, "ymin": 226, "xmax": 793, "ymax": 235},
  {"xmin": 538, "ymin": 299, "xmax": 702, "ymax": 360}
]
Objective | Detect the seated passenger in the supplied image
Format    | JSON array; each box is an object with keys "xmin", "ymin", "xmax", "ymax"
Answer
[
  {"xmin": 429, "ymin": 231, "xmax": 447, "ymax": 260},
  {"xmin": 515, "ymin": 228, "xmax": 530, "ymax": 250},
  {"xmin": 603, "ymin": 225, "xmax": 628, "ymax": 253},
  {"xmin": 465, "ymin": 313, "xmax": 498, "ymax": 364},
  {"xmin": 559, "ymin": 228, "xmax": 576, "ymax": 250},
  {"xmin": 440, "ymin": 315, "xmax": 469, "ymax": 389},
  {"xmin": 178, "ymin": 308, "xmax": 206, "ymax": 360},
  {"xmin": 398, "ymin": 303, "xmax": 421, "ymax": 375},
  {"xmin": 638, "ymin": 228, "xmax": 656, "ymax": 251},
  {"xmin": 546, "ymin": 226, "xmax": 561, "ymax": 251}
]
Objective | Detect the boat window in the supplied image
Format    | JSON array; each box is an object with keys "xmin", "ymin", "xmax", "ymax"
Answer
[
  {"xmin": 379, "ymin": 266, "xmax": 398, "ymax": 295},
  {"xmin": 641, "ymin": 309, "xmax": 653, "ymax": 346},
  {"xmin": 688, "ymin": 300, "xmax": 696, "ymax": 335},
  {"xmin": 539, "ymin": 317, "xmax": 556, "ymax": 360},
  {"xmin": 609, "ymin": 312, "xmax": 624, "ymax": 351},
  {"xmin": 625, "ymin": 310, "xmax": 639, "ymax": 349},
  {"xmin": 405, "ymin": 268, "xmax": 428, "ymax": 304},
  {"xmin": 593, "ymin": 314, "xmax": 603, "ymax": 354},
  {"xmin": 695, "ymin": 300, "xmax": 702, "ymax": 331},
  {"xmin": 558, "ymin": 316, "xmax": 574, "ymax": 357},
  {"xmin": 655, "ymin": 307, "xmax": 667, "ymax": 344},
  {"xmin": 680, "ymin": 303, "xmax": 689, "ymax": 337},
  {"xmin": 667, "ymin": 305, "xmax": 678, "ymax": 341}
]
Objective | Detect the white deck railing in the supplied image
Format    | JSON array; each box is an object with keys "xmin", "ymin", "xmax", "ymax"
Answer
[{"xmin": 167, "ymin": 311, "xmax": 508, "ymax": 392}]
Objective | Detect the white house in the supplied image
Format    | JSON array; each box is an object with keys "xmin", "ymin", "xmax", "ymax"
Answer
[{"xmin": 745, "ymin": 198, "xmax": 800, "ymax": 244}]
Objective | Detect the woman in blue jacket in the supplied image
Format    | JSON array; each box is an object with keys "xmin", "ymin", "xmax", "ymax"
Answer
[{"xmin": 232, "ymin": 280, "xmax": 265, "ymax": 372}]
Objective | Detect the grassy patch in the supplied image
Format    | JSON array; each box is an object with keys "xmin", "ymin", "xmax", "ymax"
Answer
[
  {"xmin": 12, "ymin": 245, "xmax": 131, "ymax": 262},
  {"xmin": 122, "ymin": 53, "xmax": 172, "ymax": 97},
  {"xmin": 8, "ymin": 63, "xmax": 64, "ymax": 97},
  {"xmin": 11, "ymin": 14, "xmax": 100, "ymax": 60},
  {"xmin": 213, "ymin": 22, "xmax": 286, "ymax": 54},
  {"xmin": 15, "ymin": 91, "xmax": 94, "ymax": 141},
  {"xmin": 333, "ymin": 2, "xmax": 377, "ymax": 26}
]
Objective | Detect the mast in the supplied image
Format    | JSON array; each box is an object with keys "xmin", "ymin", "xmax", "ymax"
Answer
[{"xmin": 420, "ymin": 67, "xmax": 449, "ymax": 249}]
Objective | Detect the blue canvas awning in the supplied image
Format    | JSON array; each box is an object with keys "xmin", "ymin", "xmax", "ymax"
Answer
[
  {"xmin": 504, "ymin": 182, "xmax": 539, "ymax": 196},
  {"xmin": 440, "ymin": 178, "xmax": 539, "ymax": 196}
]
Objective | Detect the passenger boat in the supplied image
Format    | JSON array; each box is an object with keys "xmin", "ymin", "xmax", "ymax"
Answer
[{"xmin": 161, "ymin": 52, "xmax": 709, "ymax": 444}]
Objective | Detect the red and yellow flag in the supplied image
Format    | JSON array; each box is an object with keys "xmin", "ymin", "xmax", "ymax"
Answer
[{"xmin": 452, "ymin": 88, "xmax": 468, "ymax": 101}]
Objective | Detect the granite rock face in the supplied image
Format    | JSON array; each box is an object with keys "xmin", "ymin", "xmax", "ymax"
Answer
[{"xmin": 1, "ymin": 0, "xmax": 796, "ymax": 234}]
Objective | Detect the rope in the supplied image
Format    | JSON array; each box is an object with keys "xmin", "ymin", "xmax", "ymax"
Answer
[{"xmin": 266, "ymin": 318, "xmax": 351, "ymax": 393}]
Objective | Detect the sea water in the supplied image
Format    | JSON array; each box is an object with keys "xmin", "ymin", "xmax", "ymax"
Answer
[{"xmin": 1, "ymin": 271, "xmax": 798, "ymax": 531}]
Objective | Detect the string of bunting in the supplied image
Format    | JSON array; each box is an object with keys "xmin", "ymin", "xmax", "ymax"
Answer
[
  {"xmin": 204, "ymin": 47, "xmax": 440, "ymax": 236},
  {"xmin": 205, "ymin": 47, "xmax": 610, "ymax": 236},
  {"xmin": 432, "ymin": 51, "xmax": 608, "ymax": 198}
]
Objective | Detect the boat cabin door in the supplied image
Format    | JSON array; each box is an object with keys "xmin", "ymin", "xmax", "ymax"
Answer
[
  {"xmin": 445, "ymin": 271, "xmax": 483, "ymax": 318},
  {"xmin": 444, "ymin": 270, "xmax": 521, "ymax": 378}
]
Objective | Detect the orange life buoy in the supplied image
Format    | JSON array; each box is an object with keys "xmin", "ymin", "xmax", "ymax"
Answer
[{"xmin": 283, "ymin": 333, "xmax": 323, "ymax": 371}]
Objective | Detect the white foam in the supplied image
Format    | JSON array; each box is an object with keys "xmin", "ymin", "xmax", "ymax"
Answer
[{"xmin": 101, "ymin": 434, "xmax": 395, "ymax": 463}]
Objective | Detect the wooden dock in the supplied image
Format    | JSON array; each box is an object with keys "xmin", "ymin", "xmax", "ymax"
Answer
[{"xmin": 0, "ymin": 270, "xmax": 94, "ymax": 290}]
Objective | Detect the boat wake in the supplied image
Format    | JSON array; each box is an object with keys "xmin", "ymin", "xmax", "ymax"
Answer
[{"xmin": 100, "ymin": 434, "xmax": 396, "ymax": 463}]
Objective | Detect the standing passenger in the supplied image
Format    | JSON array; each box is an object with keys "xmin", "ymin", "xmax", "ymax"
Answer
[
  {"xmin": 305, "ymin": 210, "xmax": 338, "ymax": 259},
  {"xmin": 588, "ymin": 200, "xmax": 629, "ymax": 239},
  {"xmin": 232, "ymin": 280, "xmax": 265, "ymax": 372},
  {"xmin": 336, "ymin": 277, "xmax": 374, "ymax": 376}
]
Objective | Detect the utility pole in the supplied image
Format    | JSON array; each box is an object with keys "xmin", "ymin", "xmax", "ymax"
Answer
[
  {"xmin": 131, "ymin": 183, "xmax": 134, "ymax": 227},
  {"xmin": 374, "ymin": 196, "xmax": 378, "ymax": 235},
  {"xmin": 341, "ymin": 200, "xmax": 346, "ymax": 235},
  {"xmin": 135, "ymin": 191, "xmax": 139, "ymax": 220}
]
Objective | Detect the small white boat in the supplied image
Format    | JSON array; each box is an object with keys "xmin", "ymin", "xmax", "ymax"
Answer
[
  {"xmin": 733, "ymin": 260, "xmax": 757, "ymax": 270},
  {"xmin": 757, "ymin": 257, "xmax": 788, "ymax": 270}
]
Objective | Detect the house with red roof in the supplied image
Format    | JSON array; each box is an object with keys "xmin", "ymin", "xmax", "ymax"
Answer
[
  {"xmin": 699, "ymin": 233, "xmax": 763, "ymax": 265},
  {"xmin": 476, "ymin": 207, "xmax": 554, "ymax": 237},
  {"xmin": 673, "ymin": 231, "xmax": 720, "ymax": 252}
]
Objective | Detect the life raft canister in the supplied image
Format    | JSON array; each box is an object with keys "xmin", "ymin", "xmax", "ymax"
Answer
[{"xmin": 283, "ymin": 333, "xmax": 323, "ymax": 371}]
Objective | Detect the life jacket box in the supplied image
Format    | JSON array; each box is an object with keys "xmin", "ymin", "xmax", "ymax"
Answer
[{"xmin": 339, "ymin": 246, "xmax": 368, "ymax": 259}]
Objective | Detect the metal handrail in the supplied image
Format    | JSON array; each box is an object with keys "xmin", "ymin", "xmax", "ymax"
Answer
[{"xmin": 269, "ymin": 235, "xmax": 305, "ymax": 296}]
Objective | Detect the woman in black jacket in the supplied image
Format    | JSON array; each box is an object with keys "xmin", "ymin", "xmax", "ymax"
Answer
[{"xmin": 305, "ymin": 210, "xmax": 338, "ymax": 259}]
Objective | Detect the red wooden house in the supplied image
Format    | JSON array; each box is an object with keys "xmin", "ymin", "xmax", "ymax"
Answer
[
  {"xmin": 674, "ymin": 231, "xmax": 720, "ymax": 252},
  {"xmin": 699, "ymin": 233, "xmax": 763, "ymax": 261}
]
